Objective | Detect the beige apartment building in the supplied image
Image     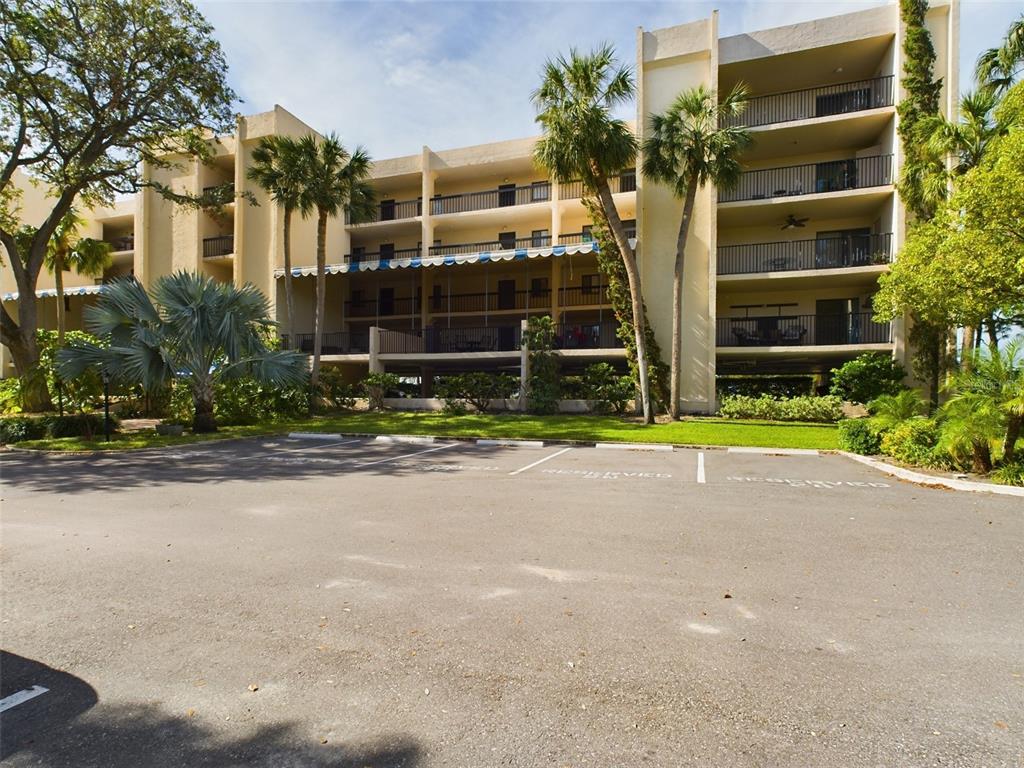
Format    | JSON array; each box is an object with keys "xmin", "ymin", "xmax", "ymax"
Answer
[{"xmin": 2, "ymin": 2, "xmax": 959, "ymax": 412}]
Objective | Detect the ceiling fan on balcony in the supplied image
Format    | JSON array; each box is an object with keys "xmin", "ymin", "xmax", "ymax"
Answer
[{"xmin": 781, "ymin": 214, "xmax": 810, "ymax": 230}]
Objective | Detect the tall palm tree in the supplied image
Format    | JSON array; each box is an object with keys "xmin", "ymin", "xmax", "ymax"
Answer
[
  {"xmin": 247, "ymin": 135, "xmax": 307, "ymax": 347},
  {"xmin": 58, "ymin": 273, "xmax": 306, "ymax": 433},
  {"xmin": 295, "ymin": 133, "xmax": 374, "ymax": 393},
  {"xmin": 976, "ymin": 14, "xmax": 1023, "ymax": 94},
  {"xmin": 642, "ymin": 85, "xmax": 752, "ymax": 418},
  {"xmin": 532, "ymin": 44, "xmax": 654, "ymax": 423},
  {"xmin": 43, "ymin": 209, "xmax": 113, "ymax": 347}
]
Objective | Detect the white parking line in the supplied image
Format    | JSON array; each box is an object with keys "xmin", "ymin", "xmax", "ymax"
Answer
[
  {"xmin": 509, "ymin": 446, "xmax": 573, "ymax": 476},
  {"xmin": 697, "ymin": 452, "xmax": 706, "ymax": 484},
  {"xmin": 0, "ymin": 685, "xmax": 48, "ymax": 713},
  {"xmin": 241, "ymin": 438, "xmax": 360, "ymax": 461},
  {"xmin": 356, "ymin": 442, "xmax": 457, "ymax": 468}
]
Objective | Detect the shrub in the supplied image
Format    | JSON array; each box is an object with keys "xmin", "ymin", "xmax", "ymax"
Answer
[
  {"xmin": 436, "ymin": 372, "xmax": 517, "ymax": 414},
  {"xmin": 0, "ymin": 416, "xmax": 48, "ymax": 444},
  {"xmin": 363, "ymin": 372, "xmax": 401, "ymax": 411},
  {"xmin": 829, "ymin": 354, "xmax": 907, "ymax": 404},
  {"xmin": 37, "ymin": 329, "xmax": 105, "ymax": 412},
  {"xmin": 991, "ymin": 462, "xmax": 1024, "ymax": 487},
  {"xmin": 0, "ymin": 378, "xmax": 23, "ymax": 415},
  {"xmin": 558, "ymin": 375, "xmax": 587, "ymax": 400},
  {"xmin": 46, "ymin": 413, "xmax": 118, "ymax": 440},
  {"xmin": 838, "ymin": 419, "xmax": 883, "ymax": 454},
  {"xmin": 881, "ymin": 418, "xmax": 947, "ymax": 468},
  {"xmin": 213, "ymin": 378, "xmax": 308, "ymax": 426},
  {"xmin": 717, "ymin": 375, "xmax": 814, "ymax": 399},
  {"xmin": 317, "ymin": 367, "xmax": 358, "ymax": 411},
  {"xmin": 867, "ymin": 390, "xmax": 928, "ymax": 432},
  {"xmin": 524, "ymin": 316, "xmax": 559, "ymax": 415},
  {"xmin": 718, "ymin": 394, "xmax": 843, "ymax": 423},
  {"xmin": 584, "ymin": 363, "xmax": 633, "ymax": 414}
]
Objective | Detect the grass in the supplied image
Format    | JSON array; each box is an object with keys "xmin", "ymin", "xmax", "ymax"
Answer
[{"xmin": 11, "ymin": 412, "xmax": 839, "ymax": 452}]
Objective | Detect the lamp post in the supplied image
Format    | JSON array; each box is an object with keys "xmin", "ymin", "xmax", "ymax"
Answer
[{"xmin": 101, "ymin": 369, "xmax": 111, "ymax": 442}]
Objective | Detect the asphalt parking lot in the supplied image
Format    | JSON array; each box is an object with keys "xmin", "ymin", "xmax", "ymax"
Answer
[{"xmin": 1, "ymin": 436, "xmax": 1021, "ymax": 767}]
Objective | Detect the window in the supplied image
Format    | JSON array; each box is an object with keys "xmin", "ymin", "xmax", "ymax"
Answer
[
  {"xmin": 531, "ymin": 229, "xmax": 550, "ymax": 247},
  {"xmin": 498, "ymin": 183, "xmax": 516, "ymax": 207},
  {"xmin": 498, "ymin": 232, "xmax": 517, "ymax": 250},
  {"xmin": 497, "ymin": 279, "xmax": 516, "ymax": 310},
  {"xmin": 379, "ymin": 243, "xmax": 395, "ymax": 260},
  {"xmin": 530, "ymin": 277, "xmax": 549, "ymax": 298},
  {"xmin": 531, "ymin": 181, "xmax": 550, "ymax": 201},
  {"xmin": 618, "ymin": 169, "xmax": 636, "ymax": 192},
  {"xmin": 350, "ymin": 246, "xmax": 365, "ymax": 266},
  {"xmin": 581, "ymin": 225, "xmax": 594, "ymax": 242},
  {"xmin": 379, "ymin": 199, "xmax": 396, "ymax": 221},
  {"xmin": 582, "ymin": 273, "xmax": 600, "ymax": 295}
]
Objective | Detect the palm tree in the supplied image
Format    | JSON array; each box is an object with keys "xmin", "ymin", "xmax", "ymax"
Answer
[
  {"xmin": 867, "ymin": 389, "xmax": 928, "ymax": 433},
  {"xmin": 247, "ymin": 135, "xmax": 307, "ymax": 346},
  {"xmin": 39, "ymin": 209, "xmax": 112, "ymax": 347},
  {"xmin": 57, "ymin": 273, "xmax": 306, "ymax": 433},
  {"xmin": 641, "ymin": 85, "xmax": 752, "ymax": 418},
  {"xmin": 295, "ymin": 133, "xmax": 374, "ymax": 393},
  {"xmin": 976, "ymin": 14, "xmax": 1023, "ymax": 94},
  {"xmin": 532, "ymin": 44, "xmax": 655, "ymax": 424}
]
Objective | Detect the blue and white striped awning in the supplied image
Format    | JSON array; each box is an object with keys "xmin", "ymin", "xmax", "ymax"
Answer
[
  {"xmin": 274, "ymin": 241, "xmax": 604, "ymax": 278},
  {"xmin": 2, "ymin": 284, "xmax": 106, "ymax": 302}
]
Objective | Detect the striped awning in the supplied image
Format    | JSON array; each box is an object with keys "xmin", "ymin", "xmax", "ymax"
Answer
[
  {"xmin": 2, "ymin": 284, "xmax": 106, "ymax": 302},
  {"xmin": 274, "ymin": 241, "xmax": 607, "ymax": 279}
]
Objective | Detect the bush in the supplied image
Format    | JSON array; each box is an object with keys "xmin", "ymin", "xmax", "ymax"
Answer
[
  {"xmin": 718, "ymin": 394, "xmax": 843, "ymax": 423},
  {"xmin": 213, "ymin": 378, "xmax": 309, "ymax": 426},
  {"xmin": 45, "ymin": 413, "xmax": 118, "ymax": 439},
  {"xmin": 0, "ymin": 416, "xmax": 48, "ymax": 444},
  {"xmin": 867, "ymin": 390, "xmax": 928, "ymax": 432},
  {"xmin": 524, "ymin": 316, "xmax": 559, "ymax": 415},
  {"xmin": 0, "ymin": 378, "xmax": 22, "ymax": 415},
  {"xmin": 363, "ymin": 372, "xmax": 401, "ymax": 411},
  {"xmin": 436, "ymin": 372, "xmax": 517, "ymax": 414},
  {"xmin": 880, "ymin": 418, "xmax": 947, "ymax": 468},
  {"xmin": 317, "ymin": 367, "xmax": 358, "ymax": 411},
  {"xmin": 991, "ymin": 462, "xmax": 1024, "ymax": 487},
  {"xmin": 838, "ymin": 419, "xmax": 883, "ymax": 454},
  {"xmin": 37, "ymin": 329, "xmax": 106, "ymax": 412},
  {"xmin": 829, "ymin": 353, "xmax": 907, "ymax": 404},
  {"xmin": 583, "ymin": 363, "xmax": 633, "ymax": 414},
  {"xmin": 717, "ymin": 375, "xmax": 814, "ymax": 399}
]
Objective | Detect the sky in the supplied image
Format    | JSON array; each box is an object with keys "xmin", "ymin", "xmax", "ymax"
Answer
[{"xmin": 197, "ymin": 0, "xmax": 1022, "ymax": 159}]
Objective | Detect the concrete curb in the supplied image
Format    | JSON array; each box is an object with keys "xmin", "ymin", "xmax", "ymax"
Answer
[
  {"xmin": 476, "ymin": 439, "xmax": 544, "ymax": 448},
  {"xmin": 837, "ymin": 451, "xmax": 1024, "ymax": 497},
  {"xmin": 288, "ymin": 432, "xmax": 344, "ymax": 441},
  {"xmin": 594, "ymin": 442, "xmax": 674, "ymax": 452},
  {"xmin": 729, "ymin": 446, "xmax": 821, "ymax": 456},
  {"xmin": 373, "ymin": 435, "xmax": 435, "ymax": 445}
]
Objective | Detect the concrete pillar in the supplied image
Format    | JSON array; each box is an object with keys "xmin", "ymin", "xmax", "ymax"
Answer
[
  {"xmin": 420, "ymin": 266, "xmax": 430, "ymax": 330},
  {"xmin": 519, "ymin": 318, "xmax": 530, "ymax": 412},
  {"xmin": 550, "ymin": 256, "xmax": 561, "ymax": 326},
  {"xmin": 368, "ymin": 326, "xmax": 384, "ymax": 373},
  {"xmin": 232, "ymin": 114, "xmax": 246, "ymax": 289},
  {"xmin": 420, "ymin": 366, "xmax": 434, "ymax": 397}
]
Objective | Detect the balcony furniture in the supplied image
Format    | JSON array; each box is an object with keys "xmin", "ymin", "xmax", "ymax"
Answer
[{"xmin": 779, "ymin": 327, "xmax": 807, "ymax": 344}]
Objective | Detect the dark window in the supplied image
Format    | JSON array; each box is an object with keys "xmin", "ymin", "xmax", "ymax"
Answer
[
  {"xmin": 530, "ymin": 277, "xmax": 549, "ymax": 298},
  {"xmin": 815, "ymin": 298, "xmax": 860, "ymax": 345},
  {"xmin": 531, "ymin": 181, "xmax": 550, "ymax": 201},
  {"xmin": 623, "ymin": 219, "xmax": 636, "ymax": 238},
  {"xmin": 378, "ymin": 287, "xmax": 395, "ymax": 315},
  {"xmin": 431, "ymin": 284, "xmax": 443, "ymax": 312},
  {"xmin": 582, "ymin": 273, "xmax": 600, "ymax": 295},
  {"xmin": 379, "ymin": 243, "xmax": 395, "ymax": 260},
  {"xmin": 618, "ymin": 169, "xmax": 637, "ymax": 192},
  {"xmin": 816, "ymin": 88, "xmax": 871, "ymax": 117},
  {"xmin": 498, "ymin": 183, "xmax": 516, "ymax": 207},
  {"xmin": 531, "ymin": 229, "xmax": 550, "ymax": 247},
  {"xmin": 497, "ymin": 279, "xmax": 516, "ymax": 310},
  {"xmin": 379, "ymin": 199, "xmax": 396, "ymax": 221},
  {"xmin": 815, "ymin": 228, "xmax": 872, "ymax": 268},
  {"xmin": 498, "ymin": 232, "xmax": 516, "ymax": 250},
  {"xmin": 815, "ymin": 159, "xmax": 857, "ymax": 193},
  {"xmin": 351, "ymin": 246, "xmax": 365, "ymax": 266},
  {"xmin": 581, "ymin": 225, "xmax": 594, "ymax": 241}
]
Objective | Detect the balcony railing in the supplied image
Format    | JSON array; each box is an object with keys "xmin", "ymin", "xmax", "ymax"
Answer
[
  {"xmin": 558, "ymin": 225, "xmax": 636, "ymax": 245},
  {"xmin": 559, "ymin": 285, "xmax": 611, "ymax": 306},
  {"xmin": 201, "ymin": 182, "xmax": 235, "ymax": 199},
  {"xmin": 429, "ymin": 235, "xmax": 552, "ymax": 256},
  {"xmin": 202, "ymin": 235, "xmax": 234, "ymax": 258},
  {"xmin": 346, "ymin": 296, "xmax": 421, "ymax": 318},
  {"xmin": 429, "ymin": 289, "xmax": 552, "ymax": 314},
  {"xmin": 346, "ymin": 247, "xmax": 421, "ymax": 265},
  {"xmin": 106, "ymin": 235, "xmax": 135, "ymax": 252},
  {"xmin": 347, "ymin": 198, "xmax": 421, "ymax": 224},
  {"xmin": 558, "ymin": 171, "xmax": 637, "ymax": 200},
  {"xmin": 378, "ymin": 325, "xmax": 523, "ymax": 354},
  {"xmin": 718, "ymin": 233, "xmax": 893, "ymax": 275},
  {"xmin": 721, "ymin": 75, "xmax": 895, "ymax": 128},
  {"xmin": 554, "ymin": 321, "xmax": 623, "ymax": 350},
  {"xmin": 716, "ymin": 313, "xmax": 891, "ymax": 347},
  {"xmin": 281, "ymin": 331, "xmax": 369, "ymax": 355},
  {"xmin": 719, "ymin": 155, "xmax": 892, "ymax": 203},
  {"xmin": 430, "ymin": 183, "xmax": 552, "ymax": 215}
]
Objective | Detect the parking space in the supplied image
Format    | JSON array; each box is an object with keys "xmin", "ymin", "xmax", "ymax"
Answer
[{"xmin": 1, "ymin": 436, "xmax": 1021, "ymax": 767}]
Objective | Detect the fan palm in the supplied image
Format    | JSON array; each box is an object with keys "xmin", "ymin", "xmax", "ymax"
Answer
[
  {"xmin": 532, "ymin": 44, "xmax": 654, "ymax": 424},
  {"xmin": 867, "ymin": 389, "xmax": 928, "ymax": 433},
  {"xmin": 976, "ymin": 14, "xmax": 1023, "ymax": 94},
  {"xmin": 295, "ymin": 133, "xmax": 374, "ymax": 393},
  {"xmin": 642, "ymin": 84, "xmax": 752, "ymax": 417},
  {"xmin": 247, "ymin": 135, "xmax": 306, "ymax": 345},
  {"xmin": 41, "ymin": 209, "xmax": 113, "ymax": 347},
  {"xmin": 57, "ymin": 272, "xmax": 307, "ymax": 433}
]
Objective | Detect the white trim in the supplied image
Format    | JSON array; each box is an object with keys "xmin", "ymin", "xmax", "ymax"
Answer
[
  {"xmin": 2, "ymin": 284, "xmax": 105, "ymax": 302},
  {"xmin": 727, "ymin": 447, "xmax": 820, "ymax": 456},
  {"xmin": 838, "ymin": 451, "xmax": 1024, "ymax": 498},
  {"xmin": 477, "ymin": 439, "xmax": 544, "ymax": 448},
  {"xmin": 595, "ymin": 442, "xmax": 673, "ymax": 452}
]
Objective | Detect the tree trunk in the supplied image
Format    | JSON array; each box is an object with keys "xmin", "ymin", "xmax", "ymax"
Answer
[
  {"xmin": 310, "ymin": 209, "xmax": 328, "ymax": 400},
  {"xmin": 971, "ymin": 438, "xmax": 992, "ymax": 474},
  {"xmin": 191, "ymin": 376, "xmax": 217, "ymax": 433},
  {"xmin": 592, "ymin": 166, "xmax": 652, "ymax": 424},
  {"xmin": 928, "ymin": 337, "xmax": 941, "ymax": 411},
  {"xmin": 54, "ymin": 253, "xmax": 67, "ymax": 348},
  {"xmin": 282, "ymin": 206, "xmax": 296, "ymax": 345},
  {"xmin": 2, "ymin": 326, "xmax": 49, "ymax": 411},
  {"xmin": 1003, "ymin": 416, "xmax": 1021, "ymax": 464},
  {"xmin": 985, "ymin": 316, "xmax": 999, "ymax": 353},
  {"xmin": 961, "ymin": 324, "xmax": 975, "ymax": 370},
  {"xmin": 670, "ymin": 182, "xmax": 698, "ymax": 420}
]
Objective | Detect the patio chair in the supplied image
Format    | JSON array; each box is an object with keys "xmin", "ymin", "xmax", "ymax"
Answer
[{"xmin": 779, "ymin": 326, "xmax": 807, "ymax": 344}]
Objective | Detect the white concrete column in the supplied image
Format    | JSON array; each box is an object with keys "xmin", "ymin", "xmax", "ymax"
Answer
[
  {"xmin": 519, "ymin": 318, "xmax": 530, "ymax": 412},
  {"xmin": 368, "ymin": 326, "xmax": 383, "ymax": 373}
]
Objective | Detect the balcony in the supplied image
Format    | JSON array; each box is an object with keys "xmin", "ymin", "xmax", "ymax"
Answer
[
  {"xmin": 281, "ymin": 331, "xmax": 369, "ymax": 355},
  {"xmin": 377, "ymin": 320, "xmax": 622, "ymax": 355},
  {"xmin": 347, "ymin": 198, "xmax": 421, "ymax": 225},
  {"xmin": 345, "ymin": 284, "xmax": 613, "ymax": 319},
  {"xmin": 202, "ymin": 235, "xmax": 234, "ymax": 258},
  {"xmin": 719, "ymin": 155, "xmax": 892, "ymax": 204},
  {"xmin": 559, "ymin": 171, "xmax": 636, "ymax": 200},
  {"xmin": 554, "ymin": 321, "xmax": 623, "ymax": 350},
  {"xmin": 559, "ymin": 285, "xmax": 610, "ymax": 307},
  {"xmin": 202, "ymin": 182, "xmax": 235, "ymax": 200},
  {"xmin": 346, "ymin": 247, "xmax": 420, "ymax": 265},
  {"xmin": 718, "ymin": 233, "xmax": 893, "ymax": 275},
  {"xmin": 716, "ymin": 313, "xmax": 890, "ymax": 347},
  {"xmin": 558, "ymin": 224, "xmax": 635, "ymax": 245},
  {"xmin": 431, "ymin": 183, "xmax": 552, "ymax": 215},
  {"xmin": 722, "ymin": 76, "xmax": 895, "ymax": 129},
  {"xmin": 346, "ymin": 296, "xmax": 421, "ymax": 318},
  {"xmin": 106, "ymin": 235, "xmax": 134, "ymax": 252},
  {"xmin": 429, "ymin": 235, "xmax": 552, "ymax": 256}
]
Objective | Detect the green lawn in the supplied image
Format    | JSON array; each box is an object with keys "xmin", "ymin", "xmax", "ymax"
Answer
[{"xmin": 13, "ymin": 412, "xmax": 838, "ymax": 452}]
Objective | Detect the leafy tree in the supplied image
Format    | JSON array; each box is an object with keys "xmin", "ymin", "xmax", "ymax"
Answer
[
  {"xmin": 976, "ymin": 14, "xmax": 1023, "ymax": 94},
  {"xmin": 641, "ymin": 84, "xmax": 751, "ymax": 417},
  {"xmin": 247, "ymin": 135, "xmax": 306, "ymax": 344},
  {"xmin": 0, "ymin": 0, "xmax": 236, "ymax": 410},
  {"xmin": 42, "ymin": 210, "xmax": 112, "ymax": 347},
  {"xmin": 828, "ymin": 353, "xmax": 907, "ymax": 404},
  {"xmin": 294, "ymin": 134, "xmax": 374, "ymax": 396},
  {"xmin": 533, "ymin": 44, "xmax": 654, "ymax": 424},
  {"xmin": 57, "ymin": 273, "xmax": 306, "ymax": 433}
]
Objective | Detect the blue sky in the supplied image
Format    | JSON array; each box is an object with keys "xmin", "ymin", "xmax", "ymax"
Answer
[{"xmin": 198, "ymin": 0, "xmax": 1022, "ymax": 158}]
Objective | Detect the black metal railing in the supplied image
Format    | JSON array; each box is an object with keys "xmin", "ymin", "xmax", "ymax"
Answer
[
  {"xmin": 202, "ymin": 235, "xmax": 234, "ymax": 258},
  {"xmin": 345, "ymin": 247, "xmax": 421, "ymax": 265},
  {"xmin": 721, "ymin": 75, "xmax": 895, "ymax": 128},
  {"xmin": 428, "ymin": 289, "xmax": 552, "ymax": 314},
  {"xmin": 559, "ymin": 285, "xmax": 611, "ymax": 306},
  {"xmin": 347, "ymin": 198, "xmax": 422, "ymax": 224},
  {"xmin": 201, "ymin": 182, "xmax": 235, "ymax": 198},
  {"xmin": 559, "ymin": 171, "xmax": 636, "ymax": 200},
  {"xmin": 106, "ymin": 235, "xmax": 134, "ymax": 252},
  {"xmin": 281, "ymin": 331, "xmax": 369, "ymax": 355},
  {"xmin": 716, "ymin": 313, "xmax": 891, "ymax": 347},
  {"xmin": 719, "ymin": 155, "xmax": 892, "ymax": 203},
  {"xmin": 345, "ymin": 296, "xmax": 421, "ymax": 318},
  {"xmin": 558, "ymin": 225, "xmax": 635, "ymax": 245},
  {"xmin": 378, "ymin": 325, "xmax": 523, "ymax": 354},
  {"xmin": 554, "ymin": 321, "xmax": 623, "ymax": 350},
  {"xmin": 430, "ymin": 183, "xmax": 552, "ymax": 215},
  {"xmin": 718, "ymin": 233, "xmax": 893, "ymax": 275},
  {"xmin": 429, "ymin": 235, "xmax": 552, "ymax": 256}
]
